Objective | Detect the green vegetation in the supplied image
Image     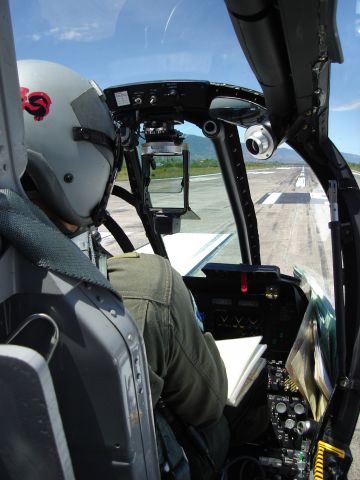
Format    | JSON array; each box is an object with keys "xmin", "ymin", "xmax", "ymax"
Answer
[
  {"xmin": 147, "ymin": 158, "xmax": 221, "ymax": 178},
  {"xmin": 116, "ymin": 158, "xmax": 221, "ymax": 181},
  {"xmin": 116, "ymin": 158, "xmax": 292, "ymax": 181},
  {"xmin": 349, "ymin": 162, "xmax": 360, "ymax": 172},
  {"xmin": 153, "ymin": 158, "xmax": 188, "ymax": 179},
  {"xmin": 189, "ymin": 159, "xmax": 220, "ymax": 176},
  {"xmin": 245, "ymin": 162, "xmax": 279, "ymax": 170},
  {"xmin": 117, "ymin": 165, "xmax": 129, "ymax": 181}
]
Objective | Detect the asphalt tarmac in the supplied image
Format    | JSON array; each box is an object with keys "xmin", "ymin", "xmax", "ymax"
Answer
[{"xmin": 102, "ymin": 166, "xmax": 359, "ymax": 478}]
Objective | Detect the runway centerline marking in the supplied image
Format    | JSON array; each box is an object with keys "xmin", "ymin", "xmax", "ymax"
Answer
[{"xmin": 295, "ymin": 166, "xmax": 306, "ymax": 188}]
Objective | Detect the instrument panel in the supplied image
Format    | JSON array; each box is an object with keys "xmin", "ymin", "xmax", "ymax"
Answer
[
  {"xmin": 185, "ymin": 263, "xmax": 307, "ymax": 357},
  {"xmin": 186, "ymin": 264, "xmax": 315, "ymax": 478}
]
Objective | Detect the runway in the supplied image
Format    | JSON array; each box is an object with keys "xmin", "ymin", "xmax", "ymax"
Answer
[
  {"xmin": 102, "ymin": 165, "xmax": 360, "ymax": 293},
  {"xmin": 103, "ymin": 165, "xmax": 335, "ymax": 294},
  {"xmin": 249, "ymin": 166, "xmax": 333, "ymax": 296}
]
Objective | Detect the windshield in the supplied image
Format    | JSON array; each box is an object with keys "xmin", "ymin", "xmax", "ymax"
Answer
[
  {"xmin": 10, "ymin": 0, "xmax": 359, "ymax": 149},
  {"xmin": 329, "ymin": 1, "xmax": 360, "ymax": 160},
  {"xmin": 10, "ymin": 0, "xmax": 359, "ymax": 294},
  {"xmin": 10, "ymin": 0, "xmax": 259, "ymax": 89}
]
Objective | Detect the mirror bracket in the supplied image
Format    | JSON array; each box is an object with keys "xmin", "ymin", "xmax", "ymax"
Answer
[{"xmin": 154, "ymin": 214, "xmax": 181, "ymax": 235}]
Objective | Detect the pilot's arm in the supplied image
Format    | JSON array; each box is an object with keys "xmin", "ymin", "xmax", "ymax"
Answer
[{"xmin": 107, "ymin": 252, "xmax": 228, "ymax": 427}]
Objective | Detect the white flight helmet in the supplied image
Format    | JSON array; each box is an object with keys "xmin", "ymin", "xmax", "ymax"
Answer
[{"xmin": 17, "ymin": 59, "xmax": 120, "ymax": 227}]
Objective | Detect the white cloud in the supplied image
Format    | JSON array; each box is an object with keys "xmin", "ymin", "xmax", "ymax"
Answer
[
  {"xmin": 58, "ymin": 30, "xmax": 83, "ymax": 41},
  {"xmin": 331, "ymin": 99, "xmax": 360, "ymax": 112},
  {"xmin": 31, "ymin": 0, "xmax": 126, "ymax": 42},
  {"xmin": 31, "ymin": 22, "xmax": 105, "ymax": 42},
  {"xmin": 31, "ymin": 33, "xmax": 41, "ymax": 41}
]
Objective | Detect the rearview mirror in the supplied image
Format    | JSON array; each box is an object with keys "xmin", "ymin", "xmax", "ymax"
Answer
[
  {"xmin": 141, "ymin": 141, "xmax": 190, "ymax": 216},
  {"xmin": 147, "ymin": 153, "xmax": 184, "ymax": 195}
]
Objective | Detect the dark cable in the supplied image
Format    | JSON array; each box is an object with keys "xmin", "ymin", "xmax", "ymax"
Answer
[
  {"xmin": 112, "ymin": 184, "xmax": 139, "ymax": 209},
  {"xmin": 103, "ymin": 212, "xmax": 135, "ymax": 253}
]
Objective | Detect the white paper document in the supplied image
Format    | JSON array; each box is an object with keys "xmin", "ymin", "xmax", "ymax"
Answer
[{"xmin": 215, "ymin": 336, "xmax": 267, "ymax": 407}]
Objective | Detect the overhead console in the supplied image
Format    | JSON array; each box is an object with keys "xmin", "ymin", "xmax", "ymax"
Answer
[
  {"xmin": 184, "ymin": 263, "xmax": 307, "ymax": 358},
  {"xmin": 104, "ymin": 80, "xmax": 265, "ymax": 128}
]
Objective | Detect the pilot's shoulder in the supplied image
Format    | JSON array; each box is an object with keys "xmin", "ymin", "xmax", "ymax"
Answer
[
  {"xmin": 107, "ymin": 252, "xmax": 175, "ymax": 304},
  {"xmin": 108, "ymin": 251, "xmax": 172, "ymax": 269}
]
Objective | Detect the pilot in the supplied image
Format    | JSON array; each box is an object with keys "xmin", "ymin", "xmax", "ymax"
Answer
[{"xmin": 17, "ymin": 59, "xmax": 229, "ymax": 477}]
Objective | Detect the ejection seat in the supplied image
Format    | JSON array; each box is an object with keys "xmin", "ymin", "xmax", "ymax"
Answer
[
  {"xmin": 0, "ymin": 2, "xmax": 160, "ymax": 476},
  {"xmin": 0, "ymin": 188, "xmax": 160, "ymax": 479}
]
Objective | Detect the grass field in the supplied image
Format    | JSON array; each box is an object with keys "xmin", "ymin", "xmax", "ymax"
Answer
[
  {"xmin": 117, "ymin": 159, "xmax": 284, "ymax": 181},
  {"xmin": 349, "ymin": 163, "xmax": 360, "ymax": 172}
]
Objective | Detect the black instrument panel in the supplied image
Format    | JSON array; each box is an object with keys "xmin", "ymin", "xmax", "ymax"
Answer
[
  {"xmin": 104, "ymin": 80, "xmax": 265, "ymax": 127},
  {"xmin": 185, "ymin": 263, "xmax": 307, "ymax": 358},
  {"xmin": 185, "ymin": 264, "xmax": 313, "ymax": 478}
]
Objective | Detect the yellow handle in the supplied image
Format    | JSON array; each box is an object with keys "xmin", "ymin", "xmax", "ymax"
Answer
[{"xmin": 314, "ymin": 440, "xmax": 345, "ymax": 480}]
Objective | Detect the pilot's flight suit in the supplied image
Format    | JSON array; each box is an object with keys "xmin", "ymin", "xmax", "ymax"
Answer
[{"xmin": 107, "ymin": 252, "xmax": 228, "ymax": 428}]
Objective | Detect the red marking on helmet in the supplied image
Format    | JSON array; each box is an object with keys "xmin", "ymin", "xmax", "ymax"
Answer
[{"xmin": 20, "ymin": 87, "xmax": 52, "ymax": 121}]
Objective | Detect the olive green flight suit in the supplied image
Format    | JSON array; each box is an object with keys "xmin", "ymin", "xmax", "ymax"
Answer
[{"xmin": 107, "ymin": 252, "xmax": 228, "ymax": 428}]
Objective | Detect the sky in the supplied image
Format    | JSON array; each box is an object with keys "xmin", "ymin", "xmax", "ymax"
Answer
[{"xmin": 9, "ymin": 0, "xmax": 360, "ymax": 155}]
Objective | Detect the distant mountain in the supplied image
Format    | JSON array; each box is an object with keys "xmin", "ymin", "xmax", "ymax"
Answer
[
  {"xmin": 183, "ymin": 134, "xmax": 360, "ymax": 165},
  {"xmin": 259, "ymin": 147, "xmax": 304, "ymax": 164},
  {"xmin": 183, "ymin": 134, "xmax": 217, "ymax": 160}
]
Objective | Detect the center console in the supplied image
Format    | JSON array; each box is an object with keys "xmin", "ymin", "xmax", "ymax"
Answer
[{"xmin": 185, "ymin": 263, "xmax": 317, "ymax": 479}]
